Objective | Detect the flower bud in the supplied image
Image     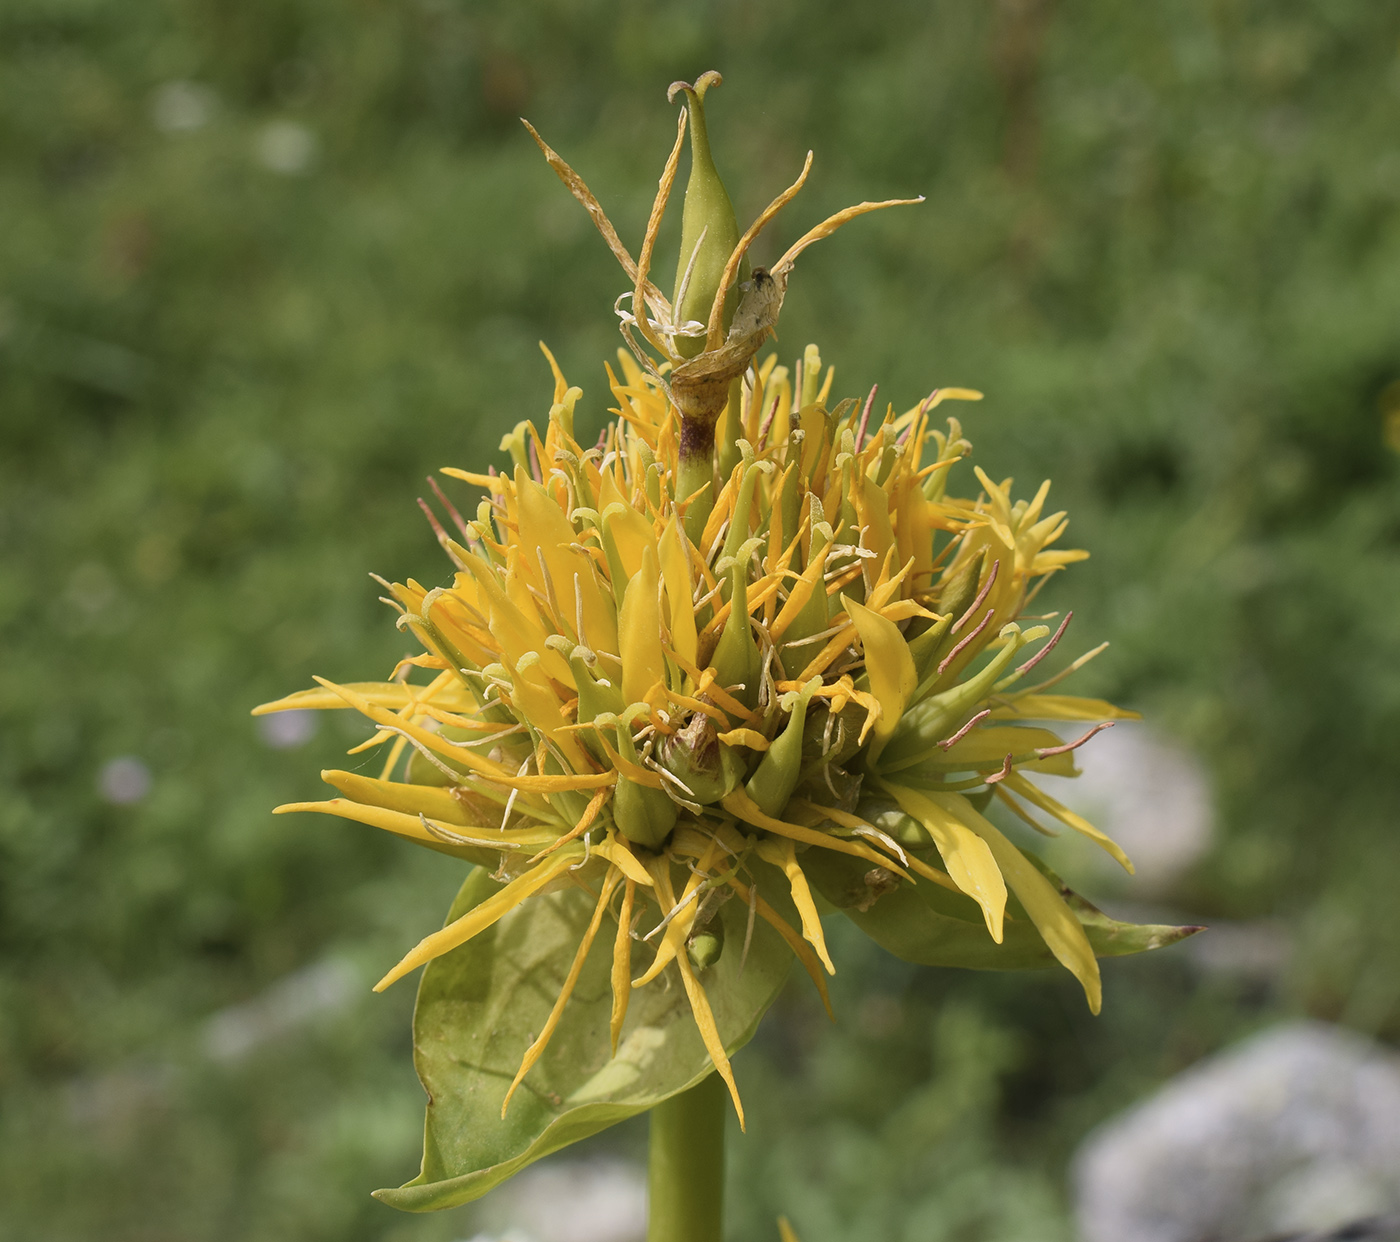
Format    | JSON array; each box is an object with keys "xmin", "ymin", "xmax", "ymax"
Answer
[
  {"xmin": 745, "ymin": 679, "xmax": 819, "ymax": 817},
  {"xmin": 607, "ymin": 719, "xmax": 678, "ymax": 849}
]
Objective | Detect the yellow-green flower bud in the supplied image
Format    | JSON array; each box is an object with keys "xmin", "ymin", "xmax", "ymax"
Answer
[
  {"xmin": 710, "ymin": 560, "xmax": 761, "ymax": 711},
  {"xmin": 606, "ymin": 717, "xmax": 678, "ymax": 849},
  {"xmin": 570, "ymin": 651, "xmax": 624, "ymax": 762},
  {"xmin": 745, "ymin": 679, "xmax": 819, "ymax": 817},
  {"xmin": 669, "ymin": 72, "xmax": 746, "ymax": 359}
]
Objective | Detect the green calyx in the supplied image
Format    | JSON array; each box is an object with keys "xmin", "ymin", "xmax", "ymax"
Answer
[{"xmin": 669, "ymin": 71, "xmax": 747, "ymax": 358}]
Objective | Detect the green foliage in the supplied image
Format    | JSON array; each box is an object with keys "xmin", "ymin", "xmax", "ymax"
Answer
[
  {"xmin": 2, "ymin": 0, "xmax": 1399, "ymax": 1238},
  {"xmin": 806, "ymin": 850, "xmax": 1198, "ymax": 971},
  {"xmin": 380, "ymin": 865, "xmax": 790, "ymax": 1211}
]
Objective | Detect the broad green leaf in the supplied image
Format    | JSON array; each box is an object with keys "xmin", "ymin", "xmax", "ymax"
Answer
[
  {"xmin": 804, "ymin": 848, "xmax": 1200, "ymax": 972},
  {"xmin": 375, "ymin": 863, "xmax": 793, "ymax": 1212}
]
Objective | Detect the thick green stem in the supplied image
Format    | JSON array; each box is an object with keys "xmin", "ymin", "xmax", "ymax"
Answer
[{"xmin": 647, "ymin": 1073, "xmax": 726, "ymax": 1242}]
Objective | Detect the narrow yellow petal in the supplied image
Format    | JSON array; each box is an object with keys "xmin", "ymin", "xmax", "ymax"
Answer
[
  {"xmin": 757, "ymin": 839, "xmax": 834, "ymax": 974},
  {"xmin": 311, "ymin": 678, "xmax": 511, "ymax": 780},
  {"xmin": 274, "ymin": 798, "xmax": 550, "ymax": 849},
  {"xmin": 595, "ymin": 835, "xmax": 655, "ymax": 888},
  {"xmin": 674, "ymin": 950, "xmax": 745, "ymax": 1129},
  {"xmin": 502, "ymin": 870, "xmax": 621, "ymax": 1115},
  {"xmin": 373, "ymin": 849, "xmax": 580, "ymax": 991},
  {"xmin": 658, "ymin": 517, "xmax": 698, "ymax": 668},
  {"xmin": 318, "ymin": 770, "xmax": 483, "ymax": 826},
  {"xmin": 1002, "ymin": 772, "xmax": 1133, "ymax": 874},
  {"xmin": 989, "ymin": 694, "xmax": 1142, "ymax": 723},
  {"xmin": 723, "ymin": 875, "xmax": 833, "ymax": 1020},
  {"xmin": 252, "ymin": 682, "xmax": 426, "ymax": 715},
  {"xmin": 602, "ymin": 501, "xmax": 658, "ymax": 583},
  {"xmin": 721, "ymin": 790, "xmax": 910, "ymax": 876},
  {"xmin": 516, "ymin": 467, "xmax": 618, "ymax": 655},
  {"xmin": 632, "ymin": 838, "xmax": 718, "ymax": 988},
  {"xmin": 610, "ymin": 878, "xmax": 636, "ymax": 1054}
]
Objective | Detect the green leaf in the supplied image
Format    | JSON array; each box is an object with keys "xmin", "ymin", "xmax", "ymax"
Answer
[
  {"xmin": 804, "ymin": 848, "xmax": 1201, "ymax": 971},
  {"xmin": 375, "ymin": 864, "xmax": 792, "ymax": 1212}
]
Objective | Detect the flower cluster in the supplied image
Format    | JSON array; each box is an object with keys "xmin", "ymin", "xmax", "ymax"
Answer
[{"xmin": 257, "ymin": 74, "xmax": 1171, "ymax": 1131}]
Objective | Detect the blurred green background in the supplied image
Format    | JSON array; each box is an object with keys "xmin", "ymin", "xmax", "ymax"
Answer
[{"xmin": 3, "ymin": 1, "xmax": 1399, "ymax": 1239}]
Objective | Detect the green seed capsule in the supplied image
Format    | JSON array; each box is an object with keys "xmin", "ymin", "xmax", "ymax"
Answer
[
  {"xmin": 670, "ymin": 72, "xmax": 746, "ymax": 358},
  {"xmin": 687, "ymin": 919, "xmax": 725, "ymax": 970},
  {"xmin": 660, "ymin": 710, "xmax": 745, "ymax": 806}
]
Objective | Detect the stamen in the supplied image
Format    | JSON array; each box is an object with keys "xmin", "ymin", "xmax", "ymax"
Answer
[
  {"xmin": 1036, "ymin": 721, "xmax": 1114, "ymax": 759},
  {"xmin": 1014, "ymin": 609, "xmax": 1072, "ymax": 676},
  {"xmin": 428, "ymin": 476, "xmax": 473, "ymax": 541},
  {"xmin": 938, "ymin": 607, "xmax": 995, "ymax": 674},
  {"xmin": 952, "ymin": 559, "xmax": 1000, "ymax": 633},
  {"xmin": 853, "ymin": 384, "xmax": 878, "ymax": 451},
  {"xmin": 983, "ymin": 752, "xmax": 1015, "ymax": 786},
  {"xmin": 938, "ymin": 707, "xmax": 991, "ymax": 750}
]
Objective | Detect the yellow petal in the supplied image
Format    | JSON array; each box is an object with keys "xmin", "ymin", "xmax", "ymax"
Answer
[
  {"xmin": 503, "ymin": 870, "xmax": 620, "ymax": 1115},
  {"xmin": 505, "ymin": 657, "xmax": 592, "ymax": 772},
  {"xmin": 619, "ymin": 544, "xmax": 666, "ymax": 706},
  {"xmin": 989, "ymin": 694, "xmax": 1142, "ymax": 722},
  {"xmin": 273, "ymin": 798, "xmax": 551, "ymax": 849},
  {"xmin": 843, "ymin": 594, "xmax": 916, "ymax": 752},
  {"xmin": 515, "ymin": 467, "xmax": 618, "ymax": 655},
  {"xmin": 756, "ymin": 838, "xmax": 834, "ymax": 974},
  {"xmin": 674, "ymin": 949, "xmax": 745, "ymax": 1130},
  {"xmin": 252, "ymin": 682, "xmax": 429, "ymax": 715},
  {"xmin": 461, "ymin": 550, "xmax": 574, "ymax": 688},
  {"xmin": 373, "ymin": 849, "xmax": 580, "ymax": 991},
  {"xmin": 945, "ymin": 791, "xmax": 1102, "ymax": 1013},
  {"xmin": 881, "ymin": 783, "xmax": 1006, "ymax": 942},
  {"xmin": 658, "ymin": 517, "xmax": 698, "ymax": 667},
  {"xmin": 610, "ymin": 878, "xmax": 636, "ymax": 1054},
  {"xmin": 720, "ymin": 789, "xmax": 908, "ymax": 875},
  {"xmin": 601, "ymin": 501, "xmax": 657, "ymax": 583}
]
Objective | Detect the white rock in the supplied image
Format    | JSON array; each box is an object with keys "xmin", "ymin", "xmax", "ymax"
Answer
[
  {"xmin": 1055, "ymin": 721, "xmax": 1214, "ymax": 894},
  {"xmin": 475, "ymin": 1158, "xmax": 646, "ymax": 1242},
  {"xmin": 1074, "ymin": 1022, "xmax": 1400, "ymax": 1242}
]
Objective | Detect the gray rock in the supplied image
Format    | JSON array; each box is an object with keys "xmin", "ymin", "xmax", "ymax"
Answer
[{"xmin": 1074, "ymin": 1022, "xmax": 1400, "ymax": 1242}]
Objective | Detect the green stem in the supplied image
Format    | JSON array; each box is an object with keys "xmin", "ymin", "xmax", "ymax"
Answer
[
  {"xmin": 647, "ymin": 1073, "xmax": 726, "ymax": 1242},
  {"xmin": 678, "ymin": 424, "xmax": 716, "ymax": 548}
]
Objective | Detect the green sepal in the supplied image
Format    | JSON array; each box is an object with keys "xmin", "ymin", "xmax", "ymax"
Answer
[{"xmin": 375, "ymin": 863, "xmax": 792, "ymax": 1212}]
